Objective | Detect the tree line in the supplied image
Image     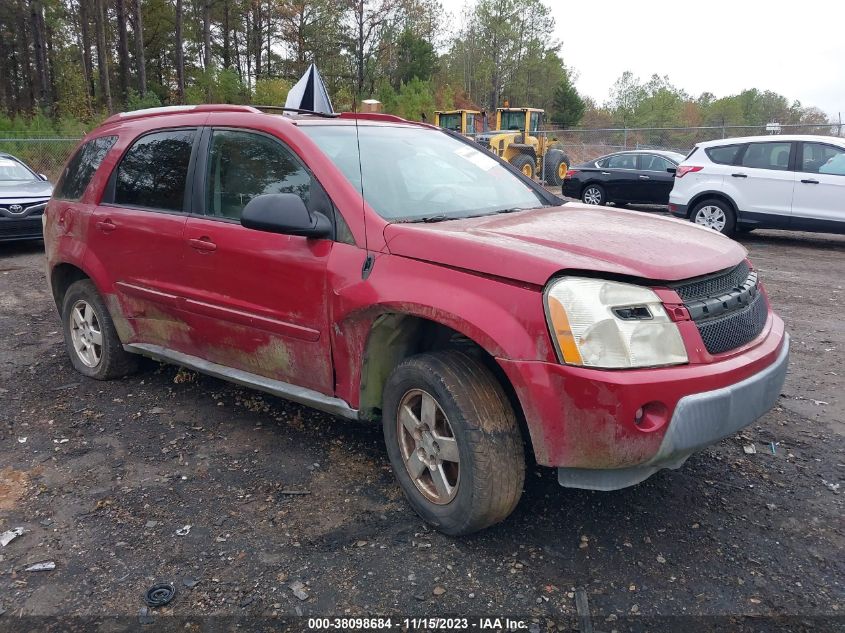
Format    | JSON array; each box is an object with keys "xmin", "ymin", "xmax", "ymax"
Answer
[{"xmin": 0, "ymin": 0, "xmax": 834, "ymax": 134}]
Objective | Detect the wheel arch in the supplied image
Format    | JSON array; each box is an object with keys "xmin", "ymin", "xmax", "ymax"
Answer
[
  {"xmin": 345, "ymin": 309, "xmax": 537, "ymax": 457},
  {"xmin": 686, "ymin": 191, "xmax": 739, "ymax": 218},
  {"xmin": 50, "ymin": 262, "xmax": 91, "ymax": 312}
]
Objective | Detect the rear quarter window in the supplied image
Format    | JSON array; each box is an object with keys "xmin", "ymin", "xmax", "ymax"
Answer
[
  {"xmin": 705, "ymin": 144, "xmax": 746, "ymax": 165},
  {"xmin": 54, "ymin": 136, "xmax": 118, "ymax": 201}
]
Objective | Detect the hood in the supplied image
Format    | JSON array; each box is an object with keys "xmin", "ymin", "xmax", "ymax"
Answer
[
  {"xmin": 0, "ymin": 179, "xmax": 53, "ymax": 199},
  {"xmin": 383, "ymin": 204, "xmax": 746, "ymax": 286}
]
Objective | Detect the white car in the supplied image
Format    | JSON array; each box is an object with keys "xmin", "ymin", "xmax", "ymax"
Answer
[{"xmin": 669, "ymin": 135, "xmax": 845, "ymax": 236}]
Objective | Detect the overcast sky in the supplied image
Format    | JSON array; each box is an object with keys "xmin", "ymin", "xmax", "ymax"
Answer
[{"xmin": 441, "ymin": 0, "xmax": 845, "ymax": 119}]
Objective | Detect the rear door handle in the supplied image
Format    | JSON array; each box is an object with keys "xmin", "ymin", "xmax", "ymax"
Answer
[
  {"xmin": 188, "ymin": 237, "xmax": 217, "ymax": 252},
  {"xmin": 95, "ymin": 218, "xmax": 116, "ymax": 232},
  {"xmin": 601, "ymin": 171, "xmax": 611, "ymax": 175},
  {"xmin": 638, "ymin": 175, "xmax": 650, "ymax": 179},
  {"xmin": 801, "ymin": 178, "xmax": 819, "ymax": 184},
  {"xmin": 731, "ymin": 173, "xmax": 748, "ymax": 178}
]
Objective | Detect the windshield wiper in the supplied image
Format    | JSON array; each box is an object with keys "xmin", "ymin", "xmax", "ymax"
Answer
[{"xmin": 397, "ymin": 215, "xmax": 450, "ymax": 223}]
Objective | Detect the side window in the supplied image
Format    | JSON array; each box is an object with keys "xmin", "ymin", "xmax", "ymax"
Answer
[
  {"xmin": 606, "ymin": 154, "xmax": 637, "ymax": 169},
  {"xmin": 114, "ymin": 129, "xmax": 195, "ymax": 211},
  {"xmin": 529, "ymin": 112, "xmax": 541, "ymax": 132},
  {"xmin": 802, "ymin": 143, "xmax": 845, "ymax": 176},
  {"xmin": 640, "ymin": 155, "xmax": 673, "ymax": 172},
  {"xmin": 740, "ymin": 142, "xmax": 792, "ymax": 171},
  {"xmin": 205, "ymin": 130, "xmax": 311, "ymax": 220},
  {"xmin": 705, "ymin": 144, "xmax": 745, "ymax": 165},
  {"xmin": 54, "ymin": 136, "xmax": 117, "ymax": 201}
]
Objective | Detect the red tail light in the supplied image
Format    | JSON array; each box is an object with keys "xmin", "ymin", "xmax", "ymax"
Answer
[
  {"xmin": 565, "ymin": 169, "xmax": 579, "ymax": 179},
  {"xmin": 675, "ymin": 165, "xmax": 703, "ymax": 178}
]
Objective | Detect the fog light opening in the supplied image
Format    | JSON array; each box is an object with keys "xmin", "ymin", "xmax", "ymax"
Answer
[{"xmin": 634, "ymin": 402, "xmax": 669, "ymax": 432}]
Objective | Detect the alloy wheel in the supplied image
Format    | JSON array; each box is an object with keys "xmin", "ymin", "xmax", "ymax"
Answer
[
  {"xmin": 583, "ymin": 186, "xmax": 602, "ymax": 205},
  {"xmin": 396, "ymin": 389, "xmax": 460, "ymax": 504},
  {"xmin": 694, "ymin": 205, "xmax": 727, "ymax": 231},
  {"xmin": 69, "ymin": 299, "xmax": 103, "ymax": 368}
]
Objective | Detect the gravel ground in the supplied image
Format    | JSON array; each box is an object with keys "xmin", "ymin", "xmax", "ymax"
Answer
[{"xmin": 0, "ymin": 218, "xmax": 843, "ymax": 632}]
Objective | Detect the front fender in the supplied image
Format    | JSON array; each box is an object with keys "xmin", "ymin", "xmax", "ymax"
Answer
[{"xmin": 328, "ymin": 248, "xmax": 555, "ymax": 408}]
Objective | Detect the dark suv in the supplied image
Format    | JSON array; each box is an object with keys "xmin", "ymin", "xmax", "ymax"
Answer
[
  {"xmin": 44, "ymin": 105, "xmax": 789, "ymax": 535},
  {"xmin": 0, "ymin": 152, "xmax": 52, "ymax": 242}
]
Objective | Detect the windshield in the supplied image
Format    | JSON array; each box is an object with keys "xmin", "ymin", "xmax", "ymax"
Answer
[
  {"xmin": 438, "ymin": 114, "xmax": 461, "ymax": 132},
  {"xmin": 300, "ymin": 124, "xmax": 547, "ymax": 222},
  {"xmin": 500, "ymin": 111, "xmax": 525, "ymax": 131},
  {"xmin": 0, "ymin": 157, "xmax": 37, "ymax": 181}
]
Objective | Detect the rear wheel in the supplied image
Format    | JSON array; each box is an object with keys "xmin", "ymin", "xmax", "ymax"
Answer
[
  {"xmin": 690, "ymin": 198, "xmax": 736, "ymax": 236},
  {"xmin": 382, "ymin": 351, "xmax": 525, "ymax": 535},
  {"xmin": 581, "ymin": 183, "xmax": 605, "ymax": 205},
  {"xmin": 542, "ymin": 149, "xmax": 569, "ymax": 186},
  {"xmin": 509, "ymin": 154, "xmax": 536, "ymax": 179},
  {"xmin": 61, "ymin": 279, "xmax": 138, "ymax": 380}
]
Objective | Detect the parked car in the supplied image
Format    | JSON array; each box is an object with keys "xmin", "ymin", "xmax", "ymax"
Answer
[
  {"xmin": 44, "ymin": 105, "xmax": 789, "ymax": 535},
  {"xmin": 669, "ymin": 135, "xmax": 845, "ymax": 236},
  {"xmin": 562, "ymin": 150, "xmax": 686, "ymax": 205},
  {"xmin": 0, "ymin": 152, "xmax": 52, "ymax": 242}
]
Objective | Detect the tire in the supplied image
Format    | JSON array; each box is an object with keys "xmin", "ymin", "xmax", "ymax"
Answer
[
  {"xmin": 690, "ymin": 198, "xmax": 737, "ymax": 236},
  {"xmin": 509, "ymin": 154, "xmax": 536, "ymax": 179},
  {"xmin": 542, "ymin": 149, "xmax": 569, "ymax": 186},
  {"xmin": 382, "ymin": 350, "xmax": 525, "ymax": 535},
  {"xmin": 581, "ymin": 183, "xmax": 605, "ymax": 205},
  {"xmin": 61, "ymin": 279, "xmax": 138, "ymax": 380}
]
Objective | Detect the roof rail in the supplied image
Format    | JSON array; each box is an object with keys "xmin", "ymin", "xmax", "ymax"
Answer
[
  {"xmin": 250, "ymin": 105, "xmax": 339, "ymax": 118},
  {"xmin": 338, "ymin": 112, "xmax": 424, "ymax": 125},
  {"xmin": 102, "ymin": 104, "xmax": 260, "ymax": 125}
]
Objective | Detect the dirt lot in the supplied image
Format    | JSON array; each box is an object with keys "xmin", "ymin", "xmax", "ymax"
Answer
[{"xmin": 0, "ymin": 218, "xmax": 843, "ymax": 632}]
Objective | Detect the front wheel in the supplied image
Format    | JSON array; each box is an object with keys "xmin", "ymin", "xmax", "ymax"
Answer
[
  {"xmin": 690, "ymin": 198, "xmax": 736, "ymax": 236},
  {"xmin": 509, "ymin": 154, "xmax": 536, "ymax": 179},
  {"xmin": 382, "ymin": 351, "xmax": 525, "ymax": 535},
  {"xmin": 581, "ymin": 183, "xmax": 605, "ymax": 205}
]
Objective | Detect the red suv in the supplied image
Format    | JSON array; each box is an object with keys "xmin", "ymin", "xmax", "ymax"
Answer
[{"xmin": 44, "ymin": 105, "xmax": 789, "ymax": 535}]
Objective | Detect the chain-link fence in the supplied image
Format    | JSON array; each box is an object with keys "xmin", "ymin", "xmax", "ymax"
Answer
[
  {"xmin": 0, "ymin": 135, "xmax": 81, "ymax": 181},
  {"xmin": 535, "ymin": 122, "xmax": 845, "ymax": 170}
]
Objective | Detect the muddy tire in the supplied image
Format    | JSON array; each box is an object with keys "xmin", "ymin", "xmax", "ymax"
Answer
[
  {"xmin": 382, "ymin": 350, "xmax": 525, "ymax": 535},
  {"xmin": 61, "ymin": 279, "xmax": 138, "ymax": 380},
  {"xmin": 509, "ymin": 154, "xmax": 536, "ymax": 179}
]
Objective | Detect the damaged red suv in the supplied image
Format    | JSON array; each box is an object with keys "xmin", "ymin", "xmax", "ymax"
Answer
[{"xmin": 44, "ymin": 105, "xmax": 789, "ymax": 535}]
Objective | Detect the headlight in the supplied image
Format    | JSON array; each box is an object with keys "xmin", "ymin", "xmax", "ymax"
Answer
[{"xmin": 544, "ymin": 277, "xmax": 688, "ymax": 369}]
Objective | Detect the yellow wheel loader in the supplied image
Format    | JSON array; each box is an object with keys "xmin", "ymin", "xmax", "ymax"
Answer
[{"xmin": 475, "ymin": 107, "xmax": 570, "ymax": 185}]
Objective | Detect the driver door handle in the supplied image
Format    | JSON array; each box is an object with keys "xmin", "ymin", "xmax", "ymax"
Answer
[
  {"xmin": 731, "ymin": 173, "xmax": 748, "ymax": 178},
  {"xmin": 188, "ymin": 237, "xmax": 217, "ymax": 252},
  {"xmin": 601, "ymin": 171, "xmax": 611, "ymax": 175},
  {"xmin": 639, "ymin": 174, "xmax": 650, "ymax": 180},
  {"xmin": 801, "ymin": 178, "xmax": 819, "ymax": 184}
]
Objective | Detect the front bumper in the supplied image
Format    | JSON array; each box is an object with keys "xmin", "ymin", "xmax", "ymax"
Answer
[
  {"xmin": 498, "ymin": 314, "xmax": 787, "ymax": 482},
  {"xmin": 557, "ymin": 333, "xmax": 789, "ymax": 490},
  {"xmin": 0, "ymin": 216, "xmax": 43, "ymax": 242}
]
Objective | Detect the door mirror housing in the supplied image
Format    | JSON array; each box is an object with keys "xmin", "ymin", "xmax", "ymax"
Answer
[
  {"xmin": 240, "ymin": 193, "xmax": 332, "ymax": 238},
  {"xmin": 39, "ymin": 173, "xmax": 50, "ymax": 181}
]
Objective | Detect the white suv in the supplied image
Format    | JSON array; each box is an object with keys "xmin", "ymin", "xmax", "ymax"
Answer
[{"xmin": 669, "ymin": 135, "xmax": 845, "ymax": 236}]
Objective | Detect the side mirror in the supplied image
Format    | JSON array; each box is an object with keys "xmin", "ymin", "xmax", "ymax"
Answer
[
  {"xmin": 240, "ymin": 193, "xmax": 332, "ymax": 238},
  {"xmin": 666, "ymin": 167, "xmax": 677, "ymax": 174},
  {"xmin": 39, "ymin": 173, "xmax": 49, "ymax": 181}
]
